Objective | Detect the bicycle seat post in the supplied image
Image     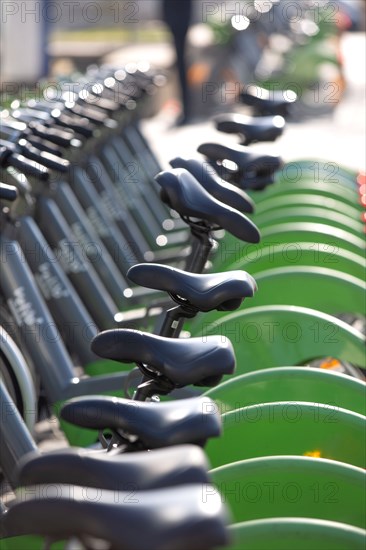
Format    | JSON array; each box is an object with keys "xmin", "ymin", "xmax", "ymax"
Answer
[
  {"xmin": 185, "ymin": 218, "xmax": 217, "ymax": 273},
  {"xmin": 159, "ymin": 300, "xmax": 199, "ymax": 338},
  {"xmin": 134, "ymin": 302, "xmax": 201, "ymax": 399}
]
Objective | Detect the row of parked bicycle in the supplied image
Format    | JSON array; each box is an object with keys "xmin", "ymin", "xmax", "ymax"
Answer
[
  {"xmin": 205, "ymin": 0, "xmax": 349, "ymax": 117},
  {"xmin": 0, "ymin": 62, "xmax": 365, "ymax": 549}
]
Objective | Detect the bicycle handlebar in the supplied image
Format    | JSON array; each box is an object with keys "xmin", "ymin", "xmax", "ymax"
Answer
[
  {"xmin": 0, "ymin": 182, "xmax": 18, "ymax": 202},
  {"xmin": 0, "ymin": 145, "xmax": 49, "ymax": 181}
]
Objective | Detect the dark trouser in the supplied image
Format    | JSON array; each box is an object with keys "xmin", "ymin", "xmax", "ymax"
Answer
[{"xmin": 172, "ymin": 28, "xmax": 190, "ymax": 118}]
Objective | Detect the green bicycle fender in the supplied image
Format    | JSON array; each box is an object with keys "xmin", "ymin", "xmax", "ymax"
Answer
[
  {"xmin": 277, "ymin": 176, "xmax": 359, "ymax": 196},
  {"xmin": 261, "ymin": 38, "xmax": 340, "ymax": 86},
  {"xmin": 226, "ymin": 519, "xmax": 366, "ymax": 550},
  {"xmin": 279, "ymin": 158, "xmax": 357, "ymax": 183},
  {"xmin": 272, "ymin": 174, "xmax": 359, "ymax": 193},
  {"xmin": 215, "ymin": 223, "xmax": 365, "ymax": 271},
  {"xmin": 204, "ymin": 366, "xmax": 366, "ymax": 416},
  {"xmin": 247, "ymin": 266, "xmax": 365, "ymax": 317},
  {"xmin": 0, "ymin": 537, "xmax": 64, "ymax": 550},
  {"xmin": 191, "ymin": 266, "xmax": 366, "ymax": 324},
  {"xmin": 283, "ymin": 36, "xmax": 339, "ymax": 63},
  {"xmin": 221, "ymin": 242, "xmax": 365, "ymax": 280},
  {"xmin": 210, "ymin": 456, "xmax": 366, "ymax": 528},
  {"xmin": 260, "ymin": 55, "xmax": 339, "ymax": 91},
  {"xmin": 190, "ymin": 305, "xmax": 366, "ymax": 371},
  {"xmin": 277, "ymin": 159, "xmax": 357, "ymax": 187},
  {"xmin": 254, "ymin": 207, "xmax": 363, "ymax": 237},
  {"xmin": 251, "ymin": 182, "xmax": 360, "ymax": 210},
  {"xmin": 53, "ymin": 379, "xmax": 130, "ymax": 447},
  {"xmin": 53, "ymin": 401, "xmax": 100, "ymax": 447},
  {"xmin": 254, "ymin": 195, "xmax": 360, "ymax": 219},
  {"xmin": 205, "ymin": 402, "xmax": 366, "ymax": 468},
  {"xmin": 259, "ymin": 223, "xmax": 364, "ymax": 256}
]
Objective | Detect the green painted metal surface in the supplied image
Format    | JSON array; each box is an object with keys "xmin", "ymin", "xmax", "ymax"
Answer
[
  {"xmin": 84, "ymin": 359, "xmax": 132, "ymax": 376},
  {"xmin": 249, "ymin": 267, "xmax": 365, "ymax": 316},
  {"xmin": 254, "ymin": 194, "xmax": 360, "ymax": 219},
  {"xmin": 251, "ymin": 182, "xmax": 361, "ymax": 211},
  {"xmin": 217, "ymin": 222, "xmax": 365, "ymax": 271},
  {"xmin": 57, "ymin": 415, "xmax": 99, "ymax": 448},
  {"xmin": 226, "ymin": 519, "xmax": 366, "ymax": 550},
  {"xmin": 192, "ymin": 305, "xmax": 366, "ymax": 372},
  {"xmin": 206, "ymin": 402, "xmax": 366, "ymax": 468},
  {"xmin": 276, "ymin": 159, "xmax": 357, "ymax": 189},
  {"xmin": 204, "ymin": 367, "xmax": 366, "ymax": 416},
  {"xmin": 260, "ymin": 38, "xmax": 340, "ymax": 91},
  {"xmin": 0, "ymin": 537, "xmax": 64, "ymax": 550},
  {"xmin": 254, "ymin": 206, "xmax": 363, "ymax": 237},
  {"xmin": 211, "ymin": 456, "xmax": 366, "ymax": 528},
  {"xmin": 259, "ymin": 223, "xmax": 364, "ymax": 256},
  {"xmin": 226, "ymin": 242, "xmax": 365, "ymax": 280},
  {"xmin": 194, "ymin": 267, "xmax": 366, "ymax": 324}
]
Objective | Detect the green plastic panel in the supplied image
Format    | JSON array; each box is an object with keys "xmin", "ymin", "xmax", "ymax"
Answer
[
  {"xmin": 229, "ymin": 242, "xmax": 365, "ymax": 280},
  {"xmin": 195, "ymin": 267, "xmax": 366, "ymax": 324},
  {"xmin": 226, "ymin": 519, "xmax": 366, "ymax": 550},
  {"xmin": 252, "ymin": 181, "xmax": 360, "ymax": 211},
  {"xmin": 257, "ymin": 223, "xmax": 365, "ymax": 255},
  {"xmin": 206, "ymin": 402, "xmax": 366, "ymax": 468},
  {"xmin": 217, "ymin": 222, "xmax": 365, "ymax": 271},
  {"xmin": 0, "ymin": 537, "xmax": 64, "ymax": 550},
  {"xmin": 204, "ymin": 367, "xmax": 366, "ymax": 416},
  {"xmin": 248, "ymin": 267, "xmax": 365, "ymax": 316},
  {"xmin": 255, "ymin": 194, "xmax": 360, "ymax": 220},
  {"xmin": 277, "ymin": 159, "xmax": 357, "ymax": 187},
  {"xmin": 192, "ymin": 305, "xmax": 366, "ymax": 372},
  {"xmin": 254, "ymin": 206, "xmax": 363, "ymax": 237},
  {"xmin": 211, "ymin": 456, "xmax": 366, "ymax": 528}
]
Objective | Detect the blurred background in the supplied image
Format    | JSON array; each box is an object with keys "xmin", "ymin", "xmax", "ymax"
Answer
[{"xmin": 0, "ymin": 0, "xmax": 365, "ymax": 166}]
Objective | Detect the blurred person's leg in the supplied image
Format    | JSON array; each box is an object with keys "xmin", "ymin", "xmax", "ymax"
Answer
[
  {"xmin": 172, "ymin": 28, "xmax": 191, "ymax": 122},
  {"xmin": 162, "ymin": 0, "xmax": 193, "ymax": 124}
]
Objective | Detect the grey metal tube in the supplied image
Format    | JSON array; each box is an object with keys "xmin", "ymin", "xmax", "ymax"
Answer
[
  {"xmin": 0, "ymin": 327, "xmax": 37, "ymax": 432},
  {"xmin": 54, "ymin": 181, "xmax": 131, "ymax": 304},
  {"xmin": 17, "ymin": 216, "xmax": 98, "ymax": 366},
  {"xmin": 1, "ymin": 234, "xmax": 75, "ymax": 402},
  {"xmin": 36, "ymin": 196, "xmax": 118, "ymax": 329}
]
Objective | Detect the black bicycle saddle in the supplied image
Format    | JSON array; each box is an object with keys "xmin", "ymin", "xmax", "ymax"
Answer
[
  {"xmin": 61, "ymin": 395, "xmax": 222, "ymax": 448},
  {"xmin": 3, "ymin": 484, "xmax": 229, "ymax": 550},
  {"xmin": 127, "ymin": 263, "xmax": 257, "ymax": 312},
  {"xmin": 16, "ymin": 445, "xmax": 210, "ymax": 491},
  {"xmin": 197, "ymin": 143, "xmax": 282, "ymax": 174},
  {"xmin": 214, "ymin": 113, "xmax": 285, "ymax": 144},
  {"xmin": 239, "ymin": 85, "xmax": 297, "ymax": 116},
  {"xmin": 155, "ymin": 168, "xmax": 260, "ymax": 243},
  {"xmin": 91, "ymin": 329, "xmax": 235, "ymax": 386},
  {"xmin": 170, "ymin": 156, "xmax": 255, "ymax": 213}
]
